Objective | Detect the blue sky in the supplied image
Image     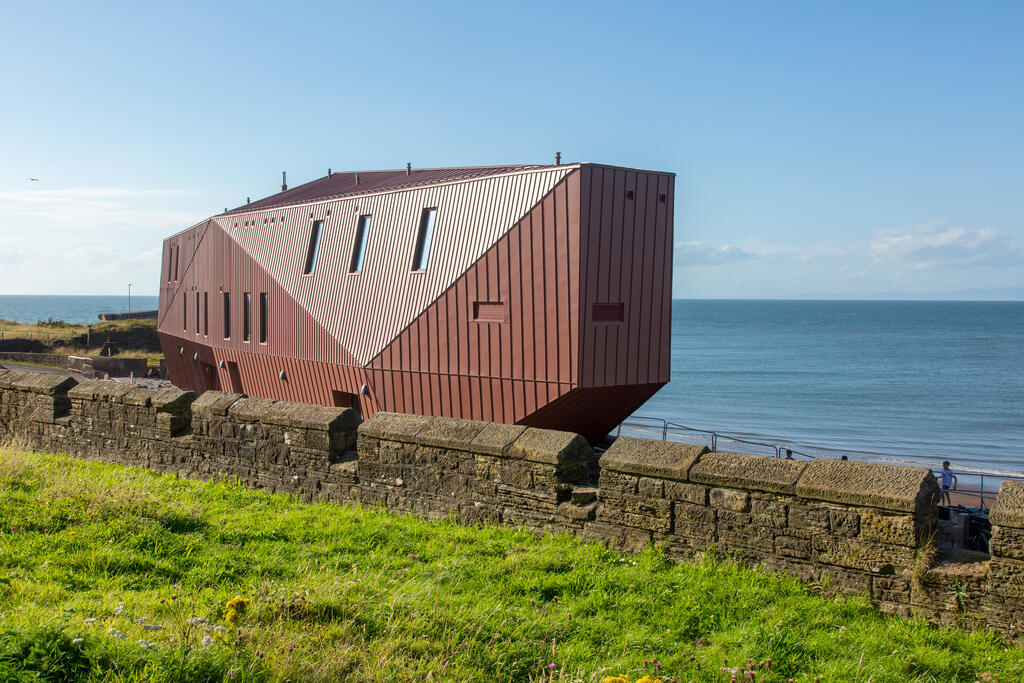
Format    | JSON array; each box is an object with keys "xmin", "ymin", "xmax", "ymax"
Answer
[{"xmin": 1, "ymin": 1, "xmax": 1021, "ymax": 298}]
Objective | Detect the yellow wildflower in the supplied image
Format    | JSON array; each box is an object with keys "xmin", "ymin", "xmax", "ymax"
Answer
[
  {"xmin": 601, "ymin": 676, "xmax": 631, "ymax": 683},
  {"xmin": 635, "ymin": 677, "xmax": 661, "ymax": 683},
  {"xmin": 225, "ymin": 597, "xmax": 250, "ymax": 614}
]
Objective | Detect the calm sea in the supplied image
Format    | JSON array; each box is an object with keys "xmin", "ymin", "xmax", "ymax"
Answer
[
  {"xmin": 2, "ymin": 295, "xmax": 1021, "ymax": 475},
  {"xmin": 635, "ymin": 300, "xmax": 1024, "ymax": 477},
  {"xmin": 0, "ymin": 295, "xmax": 160, "ymax": 325}
]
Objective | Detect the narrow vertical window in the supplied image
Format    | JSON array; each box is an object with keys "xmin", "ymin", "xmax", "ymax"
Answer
[
  {"xmin": 166, "ymin": 245, "xmax": 172, "ymax": 282},
  {"xmin": 259, "ymin": 293, "xmax": 268, "ymax": 343},
  {"xmin": 243, "ymin": 292, "xmax": 251, "ymax": 342},
  {"xmin": 223, "ymin": 292, "xmax": 231, "ymax": 339},
  {"xmin": 349, "ymin": 214, "xmax": 371, "ymax": 273},
  {"xmin": 203, "ymin": 292, "xmax": 209, "ymax": 335},
  {"xmin": 173, "ymin": 246, "xmax": 179, "ymax": 281},
  {"xmin": 412, "ymin": 208, "xmax": 436, "ymax": 271},
  {"xmin": 303, "ymin": 220, "xmax": 323, "ymax": 274},
  {"xmin": 183, "ymin": 294, "xmax": 187, "ymax": 331},
  {"xmin": 195, "ymin": 292, "xmax": 200, "ymax": 334}
]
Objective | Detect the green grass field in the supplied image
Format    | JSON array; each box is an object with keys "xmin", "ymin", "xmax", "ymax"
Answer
[{"xmin": 0, "ymin": 447, "xmax": 1020, "ymax": 682}]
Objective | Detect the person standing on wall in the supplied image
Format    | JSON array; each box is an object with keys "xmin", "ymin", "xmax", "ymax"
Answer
[{"xmin": 940, "ymin": 461, "xmax": 958, "ymax": 506}]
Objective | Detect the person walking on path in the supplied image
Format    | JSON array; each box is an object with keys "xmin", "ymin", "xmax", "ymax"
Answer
[{"xmin": 940, "ymin": 461, "xmax": 958, "ymax": 506}]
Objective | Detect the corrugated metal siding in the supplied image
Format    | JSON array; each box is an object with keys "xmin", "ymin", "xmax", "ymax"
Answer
[
  {"xmin": 578, "ymin": 165, "xmax": 674, "ymax": 388},
  {"xmin": 223, "ymin": 166, "xmax": 573, "ymax": 364},
  {"xmin": 157, "ymin": 162, "xmax": 674, "ymax": 440},
  {"xmin": 365, "ymin": 171, "xmax": 582, "ymax": 423}
]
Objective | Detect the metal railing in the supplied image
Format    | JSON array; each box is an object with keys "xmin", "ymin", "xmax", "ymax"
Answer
[{"xmin": 614, "ymin": 415, "xmax": 1024, "ymax": 510}]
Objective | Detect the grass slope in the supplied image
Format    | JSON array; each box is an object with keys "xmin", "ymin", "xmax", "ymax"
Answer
[{"xmin": 0, "ymin": 447, "xmax": 1019, "ymax": 682}]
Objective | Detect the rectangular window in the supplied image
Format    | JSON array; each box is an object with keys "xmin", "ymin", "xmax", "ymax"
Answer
[
  {"xmin": 592, "ymin": 302, "xmax": 624, "ymax": 323},
  {"xmin": 223, "ymin": 292, "xmax": 231, "ymax": 339},
  {"xmin": 259, "ymin": 293, "xmax": 268, "ymax": 344},
  {"xmin": 473, "ymin": 301, "xmax": 506, "ymax": 322},
  {"xmin": 411, "ymin": 208, "xmax": 437, "ymax": 271},
  {"xmin": 166, "ymin": 245, "xmax": 172, "ymax": 282},
  {"xmin": 183, "ymin": 293, "xmax": 187, "ymax": 331},
  {"xmin": 195, "ymin": 292, "xmax": 200, "ymax": 334},
  {"xmin": 173, "ymin": 246, "xmax": 179, "ymax": 281},
  {"xmin": 203, "ymin": 292, "xmax": 208, "ymax": 336},
  {"xmin": 303, "ymin": 220, "xmax": 324, "ymax": 274},
  {"xmin": 349, "ymin": 214, "xmax": 371, "ymax": 273},
  {"xmin": 243, "ymin": 292, "xmax": 251, "ymax": 342}
]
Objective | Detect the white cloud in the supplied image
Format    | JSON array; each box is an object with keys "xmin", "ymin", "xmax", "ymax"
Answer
[
  {"xmin": 865, "ymin": 222, "xmax": 1018, "ymax": 270},
  {"xmin": 674, "ymin": 241, "xmax": 754, "ymax": 265}
]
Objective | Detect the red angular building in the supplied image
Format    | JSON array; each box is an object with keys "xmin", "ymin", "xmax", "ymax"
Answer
[{"xmin": 157, "ymin": 162, "xmax": 673, "ymax": 441}]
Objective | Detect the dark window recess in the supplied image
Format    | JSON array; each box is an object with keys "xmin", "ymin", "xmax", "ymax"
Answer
[
  {"xmin": 303, "ymin": 220, "xmax": 323, "ymax": 274},
  {"xmin": 166, "ymin": 247, "xmax": 173, "ymax": 282},
  {"xmin": 626, "ymin": 190, "xmax": 635, "ymax": 200},
  {"xmin": 223, "ymin": 292, "xmax": 231, "ymax": 339},
  {"xmin": 182, "ymin": 294, "xmax": 187, "ymax": 331},
  {"xmin": 592, "ymin": 302, "xmax": 624, "ymax": 323},
  {"xmin": 350, "ymin": 214, "xmax": 372, "ymax": 273},
  {"xmin": 411, "ymin": 208, "xmax": 437, "ymax": 270},
  {"xmin": 195, "ymin": 292, "xmax": 200, "ymax": 333},
  {"xmin": 259, "ymin": 293, "xmax": 268, "ymax": 343},
  {"xmin": 227, "ymin": 361, "xmax": 243, "ymax": 394},
  {"xmin": 473, "ymin": 301, "xmax": 506, "ymax": 322},
  {"xmin": 203, "ymin": 292, "xmax": 209, "ymax": 335},
  {"xmin": 243, "ymin": 292, "xmax": 251, "ymax": 342},
  {"xmin": 173, "ymin": 246, "xmax": 179, "ymax": 281},
  {"xmin": 658, "ymin": 193, "xmax": 667, "ymax": 203}
]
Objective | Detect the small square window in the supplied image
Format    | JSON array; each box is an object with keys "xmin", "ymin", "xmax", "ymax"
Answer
[
  {"xmin": 658, "ymin": 193, "xmax": 667, "ymax": 203},
  {"xmin": 626, "ymin": 190, "xmax": 635, "ymax": 200},
  {"xmin": 592, "ymin": 302, "xmax": 624, "ymax": 323}
]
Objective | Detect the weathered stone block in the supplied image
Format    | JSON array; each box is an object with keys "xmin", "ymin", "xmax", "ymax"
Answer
[
  {"xmin": 788, "ymin": 503, "xmax": 829, "ymax": 531},
  {"xmin": 812, "ymin": 535, "xmax": 914, "ymax": 574},
  {"xmin": 989, "ymin": 557, "xmax": 1024, "ymax": 598},
  {"xmin": 828, "ymin": 508, "xmax": 860, "ymax": 537},
  {"xmin": 796, "ymin": 458, "xmax": 939, "ymax": 514},
  {"xmin": 990, "ymin": 481, "xmax": 1024, "ymax": 529},
  {"xmin": 860, "ymin": 509, "xmax": 918, "ymax": 547},
  {"xmin": 751, "ymin": 499, "xmax": 788, "ymax": 528},
  {"xmin": 191, "ymin": 390, "xmax": 244, "ymax": 416},
  {"xmin": 710, "ymin": 487, "xmax": 749, "ymax": 512},
  {"xmin": 509, "ymin": 428, "xmax": 592, "ymax": 466},
  {"xmin": 415, "ymin": 417, "xmax": 486, "ymax": 451},
  {"xmin": 469, "ymin": 422, "xmax": 527, "ymax": 457},
  {"xmin": 775, "ymin": 534, "xmax": 812, "ymax": 560},
  {"xmin": 689, "ymin": 451, "xmax": 805, "ymax": 494},
  {"xmin": 599, "ymin": 470, "xmax": 639, "ymax": 495},
  {"xmin": 664, "ymin": 480, "xmax": 707, "ymax": 505},
  {"xmin": 357, "ymin": 412, "xmax": 431, "ymax": 441},
  {"xmin": 496, "ymin": 463, "xmax": 533, "ymax": 489},
  {"xmin": 598, "ymin": 437, "xmax": 706, "ymax": 480},
  {"xmin": 638, "ymin": 476, "xmax": 664, "ymax": 498}
]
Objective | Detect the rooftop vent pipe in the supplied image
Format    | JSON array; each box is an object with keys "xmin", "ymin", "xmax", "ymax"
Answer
[
  {"xmin": 281, "ymin": 171, "xmax": 287, "ymax": 192},
  {"xmin": 246, "ymin": 197, "xmax": 250, "ymax": 204},
  {"xmin": 406, "ymin": 162, "xmax": 411, "ymax": 175},
  {"xmin": 555, "ymin": 152, "xmax": 561, "ymax": 166},
  {"xmin": 328, "ymin": 168, "xmax": 332, "ymax": 176},
  {"xmin": 354, "ymin": 171, "xmax": 359, "ymax": 184}
]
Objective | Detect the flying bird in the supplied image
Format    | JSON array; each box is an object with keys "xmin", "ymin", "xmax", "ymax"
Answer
[{"xmin": 28, "ymin": 178, "xmax": 39, "ymax": 181}]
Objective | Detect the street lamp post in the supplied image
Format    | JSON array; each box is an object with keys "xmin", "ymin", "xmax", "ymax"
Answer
[{"xmin": 128, "ymin": 283, "xmax": 133, "ymax": 320}]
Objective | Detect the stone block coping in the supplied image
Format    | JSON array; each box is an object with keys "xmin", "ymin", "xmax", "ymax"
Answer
[
  {"xmin": 796, "ymin": 459, "xmax": 939, "ymax": 513},
  {"xmin": 599, "ymin": 437, "xmax": 706, "ymax": 480},
  {"xmin": 689, "ymin": 451, "xmax": 806, "ymax": 495},
  {"xmin": 991, "ymin": 481, "xmax": 1024, "ymax": 529}
]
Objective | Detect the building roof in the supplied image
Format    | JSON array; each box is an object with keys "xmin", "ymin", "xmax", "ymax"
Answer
[{"xmin": 225, "ymin": 164, "xmax": 552, "ymax": 214}]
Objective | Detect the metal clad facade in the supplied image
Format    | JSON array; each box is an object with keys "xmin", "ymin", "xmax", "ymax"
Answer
[{"xmin": 157, "ymin": 162, "xmax": 673, "ymax": 440}]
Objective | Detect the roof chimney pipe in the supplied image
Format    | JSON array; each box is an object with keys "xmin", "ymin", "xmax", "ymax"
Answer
[
  {"xmin": 354, "ymin": 171, "xmax": 359, "ymax": 185},
  {"xmin": 555, "ymin": 152, "xmax": 561, "ymax": 166},
  {"xmin": 246, "ymin": 197, "xmax": 251, "ymax": 204},
  {"xmin": 281, "ymin": 171, "xmax": 287, "ymax": 192},
  {"xmin": 406, "ymin": 162, "xmax": 411, "ymax": 175},
  {"xmin": 328, "ymin": 168, "xmax": 332, "ymax": 177}
]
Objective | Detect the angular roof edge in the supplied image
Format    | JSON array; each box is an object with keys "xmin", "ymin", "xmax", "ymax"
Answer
[{"xmin": 220, "ymin": 162, "xmax": 674, "ymax": 216}]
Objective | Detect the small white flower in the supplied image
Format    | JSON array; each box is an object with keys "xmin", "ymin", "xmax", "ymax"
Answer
[
  {"xmin": 142, "ymin": 624, "xmax": 163, "ymax": 631},
  {"xmin": 213, "ymin": 625, "xmax": 227, "ymax": 633},
  {"xmin": 187, "ymin": 616, "xmax": 208, "ymax": 626},
  {"xmin": 201, "ymin": 636, "xmax": 213, "ymax": 646},
  {"xmin": 72, "ymin": 638, "xmax": 84, "ymax": 645},
  {"xmin": 83, "ymin": 618, "xmax": 97, "ymax": 624},
  {"xmin": 107, "ymin": 628, "xmax": 127, "ymax": 640}
]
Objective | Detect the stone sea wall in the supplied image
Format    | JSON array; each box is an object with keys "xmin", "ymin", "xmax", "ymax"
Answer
[{"xmin": 0, "ymin": 369, "xmax": 1020, "ymax": 638}]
